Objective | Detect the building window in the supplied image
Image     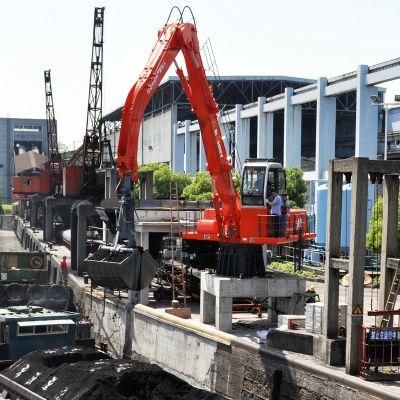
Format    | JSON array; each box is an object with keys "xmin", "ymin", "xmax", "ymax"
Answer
[
  {"xmin": 13, "ymin": 125, "xmax": 42, "ymax": 132},
  {"xmin": 35, "ymin": 325, "xmax": 47, "ymax": 334},
  {"xmin": 17, "ymin": 324, "xmax": 68, "ymax": 336},
  {"xmin": 18, "ymin": 326, "xmax": 34, "ymax": 335}
]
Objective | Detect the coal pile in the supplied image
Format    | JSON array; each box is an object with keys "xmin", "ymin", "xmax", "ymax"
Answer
[{"xmin": 3, "ymin": 346, "xmax": 224, "ymax": 399}]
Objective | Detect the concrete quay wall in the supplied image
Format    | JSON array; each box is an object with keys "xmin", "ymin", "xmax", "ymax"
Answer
[
  {"xmin": 16, "ymin": 220, "xmax": 398, "ymax": 400},
  {"xmin": 69, "ymin": 275, "xmax": 391, "ymax": 400},
  {"xmin": 131, "ymin": 306, "xmax": 392, "ymax": 400}
]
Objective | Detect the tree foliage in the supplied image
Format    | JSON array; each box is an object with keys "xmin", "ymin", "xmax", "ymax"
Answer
[
  {"xmin": 182, "ymin": 170, "xmax": 241, "ymax": 202},
  {"xmin": 183, "ymin": 172, "xmax": 212, "ymax": 201},
  {"xmin": 137, "ymin": 163, "xmax": 191, "ymax": 199},
  {"xmin": 366, "ymin": 196, "xmax": 400, "ymax": 253},
  {"xmin": 285, "ymin": 167, "xmax": 307, "ymax": 209}
]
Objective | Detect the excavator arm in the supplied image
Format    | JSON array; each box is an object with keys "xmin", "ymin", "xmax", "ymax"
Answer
[
  {"xmin": 117, "ymin": 22, "xmax": 240, "ymax": 238},
  {"xmin": 85, "ymin": 15, "xmax": 316, "ymax": 289}
]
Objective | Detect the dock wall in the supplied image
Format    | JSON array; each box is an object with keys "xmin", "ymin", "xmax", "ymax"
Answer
[
  {"xmin": 16, "ymin": 218, "xmax": 399, "ymax": 400},
  {"xmin": 67, "ymin": 272, "xmax": 393, "ymax": 400}
]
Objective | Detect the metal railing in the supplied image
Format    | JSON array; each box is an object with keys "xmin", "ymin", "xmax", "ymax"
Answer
[
  {"xmin": 359, "ymin": 326, "xmax": 400, "ymax": 381},
  {"xmin": 183, "ymin": 210, "xmax": 202, "ymax": 234},
  {"xmin": 256, "ymin": 213, "xmax": 312, "ymax": 239}
]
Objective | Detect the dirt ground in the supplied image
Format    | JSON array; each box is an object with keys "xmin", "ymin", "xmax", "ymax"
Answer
[{"xmin": 3, "ymin": 346, "xmax": 223, "ymax": 400}]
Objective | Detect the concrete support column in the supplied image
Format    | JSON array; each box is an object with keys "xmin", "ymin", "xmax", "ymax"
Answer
[
  {"xmin": 77, "ymin": 200, "xmax": 95, "ymax": 276},
  {"xmin": 235, "ymin": 105, "xmax": 250, "ymax": 170},
  {"xmin": 346, "ymin": 158, "xmax": 369, "ymax": 374},
  {"xmin": 184, "ymin": 120, "xmax": 192, "ymax": 174},
  {"xmin": 283, "ymin": 88, "xmax": 301, "ymax": 168},
  {"xmin": 30, "ymin": 195, "xmax": 43, "ymax": 229},
  {"xmin": 215, "ymin": 296, "xmax": 232, "ymax": 332},
  {"xmin": 323, "ymin": 160, "xmax": 342, "ymax": 340},
  {"xmin": 190, "ymin": 131, "xmax": 198, "ymax": 173},
  {"xmin": 70, "ymin": 209, "xmax": 78, "ymax": 270},
  {"xmin": 43, "ymin": 198, "xmax": 55, "ymax": 242},
  {"xmin": 256, "ymin": 97, "xmax": 267, "ymax": 158},
  {"xmin": 219, "ymin": 116, "xmax": 229, "ymax": 156},
  {"xmin": 140, "ymin": 231, "xmax": 149, "ymax": 249},
  {"xmin": 77, "ymin": 206, "xmax": 88, "ymax": 276},
  {"xmin": 356, "ymin": 65, "xmax": 378, "ymax": 159},
  {"xmin": 267, "ymin": 297, "xmax": 278, "ymax": 324},
  {"xmin": 172, "ymin": 123, "xmax": 185, "ymax": 172},
  {"xmin": 199, "ymin": 135, "xmax": 206, "ymax": 171},
  {"xmin": 105, "ymin": 168, "xmax": 118, "ymax": 201},
  {"xmin": 265, "ymin": 112, "xmax": 274, "ymax": 159},
  {"xmin": 129, "ymin": 230, "xmax": 150, "ymax": 305},
  {"xmin": 104, "ymin": 168, "xmax": 119, "ymax": 244},
  {"xmin": 139, "ymin": 171, "xmax": 154, "ymax": 200},
  {"xmin": 378, "ymin": 175, "xmax": 399, "ymax": 318},
  {"xmin": 316, "ymin": 78, "xmax": 336, "ymax": 179},
  {"xmin": 200, "ymin": 290, "xmax": 215, "ymax": 324}
]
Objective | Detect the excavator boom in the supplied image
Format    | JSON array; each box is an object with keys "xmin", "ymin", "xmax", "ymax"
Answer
[
  {"xmin": 118, "ymin": 22, "xmax": 240, "ymax": 238},
  {"xmin": 85, "ymin": 10, "xmax": 316, "ymax": 288}
]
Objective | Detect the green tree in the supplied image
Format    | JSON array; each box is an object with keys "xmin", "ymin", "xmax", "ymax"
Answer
[
  {"xmin": 138, "ymin": 163, "xmax": 191, "ymax": 199},
  {"xmin": 182, "ymin": 170, "xmax": 240, "ymax": 202},
  {"xmin": 183, "ymin": 171, "xmax": 212, "ymax": 201},
  {"xmin": 285, "ymin": 167, "xmax": 307, "ymax": 208},
  {"xmin": 366, "ymin": 196, "xmax": 400, "ymax": 253}
]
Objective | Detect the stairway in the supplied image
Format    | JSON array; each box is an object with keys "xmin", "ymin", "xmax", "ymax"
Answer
[{"xmin": 381, "ymin": 262, "xmax": 400, "ymax": 327}]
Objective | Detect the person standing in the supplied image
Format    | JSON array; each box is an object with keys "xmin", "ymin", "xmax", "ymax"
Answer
[
  {"xmin": 281, "ymin": 193, "xmax": 290, "ymax": 237},
  {"xmin": 60, "ymin": 256, "xmax": 68, "ymax": 285},
  {"xmin": 268, "ymin": 189, "xmax": 282, "ymax": 238}
]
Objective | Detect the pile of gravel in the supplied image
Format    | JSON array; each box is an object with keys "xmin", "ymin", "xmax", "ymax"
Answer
[{"xmin": 3, "ymin": 346, "xmax": 223, "ymax": 399}]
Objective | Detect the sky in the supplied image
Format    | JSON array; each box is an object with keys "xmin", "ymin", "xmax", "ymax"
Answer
[{"xmin": 0, "ymin": 0, "xmax": 399, "ymax": 149}]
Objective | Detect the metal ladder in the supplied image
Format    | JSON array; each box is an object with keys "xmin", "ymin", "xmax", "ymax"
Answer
[
  {"xmin": 381, "ymin": 262, "xmax": 400, "ymax": 327},
  {"xmin": 169, "ymin": 183, "xmax": 185, "ymax": 304}
]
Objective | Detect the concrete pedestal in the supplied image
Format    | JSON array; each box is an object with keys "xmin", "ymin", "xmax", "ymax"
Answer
[
  {"xmin": 30, "ymin": 194, "xmax": 44, "ymax": 229},
  {"xmin": 139, "ymin": 171, "xmax": 154, "ymax": 200},
  {"xmin": 43, "ymin": 196, "xmax": 75, "ymax": 242},
  {"xmin": 200, "ymin": 272, "xmax": 305, "ymax": 332},
  {"xmin": 76, "ymin": 200, "xmax": 96, "ymax": 276}
]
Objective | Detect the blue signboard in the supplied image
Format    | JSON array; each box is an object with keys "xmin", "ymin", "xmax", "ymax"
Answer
[{"xmin": 369, "ymin": 329, "xmax": 400, "ymax": 342}]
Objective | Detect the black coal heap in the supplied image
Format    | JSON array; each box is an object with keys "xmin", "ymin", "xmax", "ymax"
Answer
[{"xmin": 3, "ymin": 346, "xmax": 224, "ymax": 399}]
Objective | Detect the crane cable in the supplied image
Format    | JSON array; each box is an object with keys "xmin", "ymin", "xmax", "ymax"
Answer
[{"xmin": 200, "ymin": 38, "xmax": 243, "ymax": 172}]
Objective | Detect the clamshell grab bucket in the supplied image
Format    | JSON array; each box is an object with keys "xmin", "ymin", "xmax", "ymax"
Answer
[{"xmin": 84, "ymin": 248, "xmax": 157, "ymax": 290}]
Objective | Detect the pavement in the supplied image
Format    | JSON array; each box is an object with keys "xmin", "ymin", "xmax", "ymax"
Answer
[{"xmin": 0, "ymin": 230, "xmax": 26, "ymax": 252}]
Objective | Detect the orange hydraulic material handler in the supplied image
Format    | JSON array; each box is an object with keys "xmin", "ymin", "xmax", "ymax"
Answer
[{"xmin": 116, "ymin": 15, "xmax": 315, "ymax": 277}]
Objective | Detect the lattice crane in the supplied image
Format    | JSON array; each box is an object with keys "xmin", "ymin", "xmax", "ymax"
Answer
[
  {"xmin": 44, "ymin": 70, "xmax": 62, "ymax": 196},
  {"xmin": 82, "ymin": 6, "xmax": 105, "ymax": 193}
]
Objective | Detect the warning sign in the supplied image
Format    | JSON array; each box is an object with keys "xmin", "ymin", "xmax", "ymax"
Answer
[{"xmin": 353, "ymin": 305, "xmax": 363, "ymax": 315}]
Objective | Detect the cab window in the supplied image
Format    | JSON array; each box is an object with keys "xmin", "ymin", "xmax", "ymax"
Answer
[
  {"xmin": 267, "ymin": 168, "xmax": 286, "ymax": 197},
  {"xmin": 242, "ymin": 167, "xmax": 265, "ymax": 206}
]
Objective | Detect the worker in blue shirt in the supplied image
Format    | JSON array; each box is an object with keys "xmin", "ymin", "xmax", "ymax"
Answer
[{"xmin": 268, "ymin": 189, "xmax": 282, "ymax": 237}]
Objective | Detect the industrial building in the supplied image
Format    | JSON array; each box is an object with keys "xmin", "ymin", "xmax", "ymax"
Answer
[
  {"xmin": 0, "ymin": 118, "xmax": 47, "ymax": 203},
  {"xmin": 385, "ymin": 106, "xmax": 400, "ymax": 158},
  {"xmin": 102, "ymin": 75, "xmax": 317, "ymax": 165},
  {"xmin": 102, "ymin": 74, "xmax": 379, "ymax": 176},
  {"xmin": 101, "ymin": 59, "xmax": 400, "ymax": 248}
]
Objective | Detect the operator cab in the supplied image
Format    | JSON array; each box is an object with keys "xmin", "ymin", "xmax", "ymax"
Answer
[{"xmin": 241, "ymin": 159, "xmax": 286, "ymax": 207}]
